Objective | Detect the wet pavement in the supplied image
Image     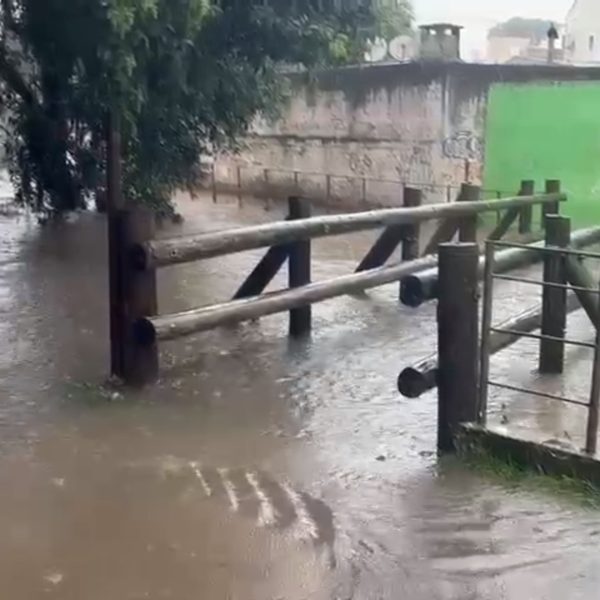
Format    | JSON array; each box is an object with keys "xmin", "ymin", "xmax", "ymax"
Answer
[{"xmin": 1, "ymin": 193, "xmax": 600, "ymax": 599}]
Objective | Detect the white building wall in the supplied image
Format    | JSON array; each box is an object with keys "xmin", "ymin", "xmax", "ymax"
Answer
[{"xmin": 565, "ymin": 0, "xmax": 600, "ymax": 64}]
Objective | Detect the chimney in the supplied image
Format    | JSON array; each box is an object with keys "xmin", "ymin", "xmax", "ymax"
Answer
[
  {"xmin": 419, "ymin": 24, "xmax": 462, "ymax": 61},
  {"xmin": 547, "ymin": 23, "xmax": 559, "ymax": 64}
]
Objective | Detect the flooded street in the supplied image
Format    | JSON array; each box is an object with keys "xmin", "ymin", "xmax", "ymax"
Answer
[{"xmin": 1, "ymin": 193, "xmax": 600, "ymax": 599}]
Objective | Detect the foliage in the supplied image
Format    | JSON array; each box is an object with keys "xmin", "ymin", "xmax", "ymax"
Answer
[
  {"xmin": 0, "ymin": 0, "xmax": 378, "ymax": 216},
  {"xmin": 372, "ymin": 0, "xmax": 413, "ymax": 41},
  {"xmin": 488, "ymin": 17, "xmax": 553, "ymax": 44}
]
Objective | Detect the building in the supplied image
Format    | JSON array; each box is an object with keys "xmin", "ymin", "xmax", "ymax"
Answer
[
  {"xmin": 564, "ymin": 0, "xmax": 600, "ymax": 64},
  {"xmin": 487, "ymin": 23, "xmax": 564, "ymax": 64}
]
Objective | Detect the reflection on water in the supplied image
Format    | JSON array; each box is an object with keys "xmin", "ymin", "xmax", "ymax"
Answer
[{"xmin": 0, "ymin": 193, "xmax": 599, "ymax": 599}]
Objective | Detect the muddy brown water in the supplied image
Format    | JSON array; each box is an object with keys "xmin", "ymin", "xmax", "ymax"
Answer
[{"xmin": 1, "ymin": 192, "xmax": 600, "ymax": 599}]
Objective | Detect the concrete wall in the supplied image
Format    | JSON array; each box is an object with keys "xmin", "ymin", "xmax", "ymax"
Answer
[
  {"xmin": 216, "ymin": 62, "xmax": 600, "ymax": 208},
  {"xmin": 565, "ymin": 0, "xmax": 600, "ymax": 64}
]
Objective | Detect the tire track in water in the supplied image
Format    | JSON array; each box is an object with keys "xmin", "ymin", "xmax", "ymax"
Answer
[{"xmin": 149, "ymin": 458, "xmax": 336, "ymax": 567}]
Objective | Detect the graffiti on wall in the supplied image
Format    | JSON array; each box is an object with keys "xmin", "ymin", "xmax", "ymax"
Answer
[{"xmin": 443, "ymin": 131, "xmax": 483, "ymax": 161}]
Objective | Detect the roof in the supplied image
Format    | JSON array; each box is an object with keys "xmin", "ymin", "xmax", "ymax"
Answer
[{"xmin": 419, "ymin": 23, "xmax": 463, "ymax": 31}]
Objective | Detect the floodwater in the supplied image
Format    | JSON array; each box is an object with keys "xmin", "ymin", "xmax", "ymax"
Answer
[{"xmin": 1, "ymin": 192, "xmax": 600, "ymax": 600}]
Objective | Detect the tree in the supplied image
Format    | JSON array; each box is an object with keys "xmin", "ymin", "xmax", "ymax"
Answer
[
  {"xmin": 372, "ymin": 0, "xmax": 413, "ymax": 41},
  {"xmin": 0, "ymin": 0, "xmax": 376, "ymax": 216},
  {"xmin": 488, "ymin": 17, "xmax": 553, "ymax": 44}
]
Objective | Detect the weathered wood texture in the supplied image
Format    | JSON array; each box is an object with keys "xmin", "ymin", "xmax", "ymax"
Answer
[
  {"xmin": 539, "ymin": 215, "xmax": 571, "ymax": 374},
  {"xmin": 458, "ymin": 184, "xmax": 480, "ymax": 242},
  {"xmin": 233, "ymin": 244, "xmax": 290, "ymax": 300},
  {"xmin": 122, "ymin": 209, "xmax": 159, "ymax": 386},
  {"xmin": 355, "ymin": 225, "xmax": 406, "ymax": 272},
  {"xmin": 543, "ymin": 180, "xmax": 561, "ymax": 222},
  {"xmin": 400, "ymin": 226, "xmax": 600, "ymax": 308},
  {"xmin": 437, "ymin": 243, "xmax": 479, "ymax": 453},
  {"xmin": 134, "ymin": 255, "xmax": 439, "ymax": 344},
  {"xmin": 518, "ymin": 180, "xmax": 535, "ymax": 234},
  {"xmin": 397, "ymin": 293, "xmax": 582, "ymax": 399},
  {"xmin": 135, "ymin": 193, "xmax": 565, "ymax": 270}
]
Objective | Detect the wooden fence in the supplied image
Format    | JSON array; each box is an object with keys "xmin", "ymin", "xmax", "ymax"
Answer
[{"xmin": 106, "ymin": 169, "xmax": 565, "ymax": 384}]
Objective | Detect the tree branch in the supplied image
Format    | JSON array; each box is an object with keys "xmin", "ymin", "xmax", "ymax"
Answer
[{"xmin": 0, "ymin": 46, "xmax": 39, "ymax": 109}]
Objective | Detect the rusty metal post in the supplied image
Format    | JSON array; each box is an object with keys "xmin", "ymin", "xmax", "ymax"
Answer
[
  {"xmin": 400, "ymin": 187, "xmax": 422, "ymax": 299},
  {"xmin": 539, "ymin": 215, "xmax": 571, "ymax": 374},
  {"xmin": 586, "ymin": 279, "xmax": 600, "ymax": 455},
  {"xmin": 437, "ymin": 243, "xmax": 480, "ymax": 453},
  {"xmin": 518, "ymin": 180, "xmax": 535, "ymax": 234},
  {"xmin": 107, "ymin": 109, "xmax": 126, "ymax": 378},
  {"xmin": 458, "ymin": 184, "xmax": 480, "ymax": 242},
  {"xmin": 123, "ymin": 209, "xmax": 159, "ymax": 385},
  {"xmin": 288, "ymin": 197, "xmax": 312, "ymax": 337},
  {"xmin": 543, "ymin": 180, "xmax": 561, "ymax": 225}
]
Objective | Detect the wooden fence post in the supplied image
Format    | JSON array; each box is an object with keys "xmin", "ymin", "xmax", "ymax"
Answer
[
  {"xmin": 539, "ymin": 214, "xmax": 571, "ymax": 374},
  {"xmin": 458, "ymin": 184, "xmax": 480, "ymax": 242},
  {"xmin": 543, "ymin": 180, "xmax": 561, "ymax": 224},
  {"xmin": 211, "ymin": 163, "xmax": 218, "ymax": 203},
  {"xmin": 437, "ymin": 243, "xmax": 480, "ymax": 453},
  {"xmin": 400, "ymin": 187, "xmax": 422, "ymax": 299},
  {"xmin": 107, "ymin": 109, "xmax": 126, "ymax": 379},
  {"xmin": 518, "ymin": 179, "xmax": 535, "ymax": 234},
  {"xmin": 288, "ymin": 197, "xmax": 312, "ymax": 337},
  {"xmin": 123, "ymin": 208, "xmax": 159, "ymax": 385}
]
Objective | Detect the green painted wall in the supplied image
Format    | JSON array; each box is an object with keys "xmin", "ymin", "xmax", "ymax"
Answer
[{"xmin": 483, "ymin": 82, "xmax": 600, "ymax": 226}]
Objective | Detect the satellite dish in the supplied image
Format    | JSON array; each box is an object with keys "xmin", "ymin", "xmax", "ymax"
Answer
[
  {"xmin": 389, "ymin": 35, "xmax": 416, "ymax": 62},
  {"xmin": 364, "ymin": 37, "xmax": 388, "ymax": 63}
]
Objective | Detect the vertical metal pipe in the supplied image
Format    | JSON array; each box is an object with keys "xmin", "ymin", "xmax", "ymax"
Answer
[
  {"xmin": 478, "ymin": 241, "xmax": 496, "ymax": 426},
  {"xmin": 586, "ymin": 279, "xmax": 600, "ymax": 455}
]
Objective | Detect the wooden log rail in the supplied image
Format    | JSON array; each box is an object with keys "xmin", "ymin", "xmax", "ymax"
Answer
[
  {"xmin": 113, "ymin": 186, "xmax": 565, "ymax": 385},
  {"xmin": 131, "ymin": 191, "xmax": 565, "ymax": 270}
]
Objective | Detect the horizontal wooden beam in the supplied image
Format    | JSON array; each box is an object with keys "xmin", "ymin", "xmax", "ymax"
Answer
[
  {"xmin": 401, "ymin": 226, "xmax": 600, "ymax": 308},
  {"xmin": 398, "ymin": 293, "xmax": 582, "ymax": 399},
  {"xmin": 133, "ymin": 255, "xmax": 439, "ymax": 343},
  {"xmin": 134, "ymin": 193, "xmax": 566, "ymax": 269}
]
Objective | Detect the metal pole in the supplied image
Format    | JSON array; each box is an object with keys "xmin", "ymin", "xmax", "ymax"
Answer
[
  {"xmin": 326, "ymin": 174, "xmax": 331, "ymax": 204},
  {"xmin": 478, "ymin": 241, "xmax": 495, "ymax": 425},
  {"xmin": 586, "ymin": 279, "xmax": 600, "ymax": 455},
  {"xmin": 437, "ymin": 243, "xmax": 480, "ymax": 453},
  {"xmin": 362, "ymin": 177, "xmax": 367, "ymax": 205},
  {"xmin": 539, "ymin": 215, "xmax": 571, "ymax": 374},
  {"xmin": 237, "ymin": 165, "xmax": 242, "ymax": 206}
]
